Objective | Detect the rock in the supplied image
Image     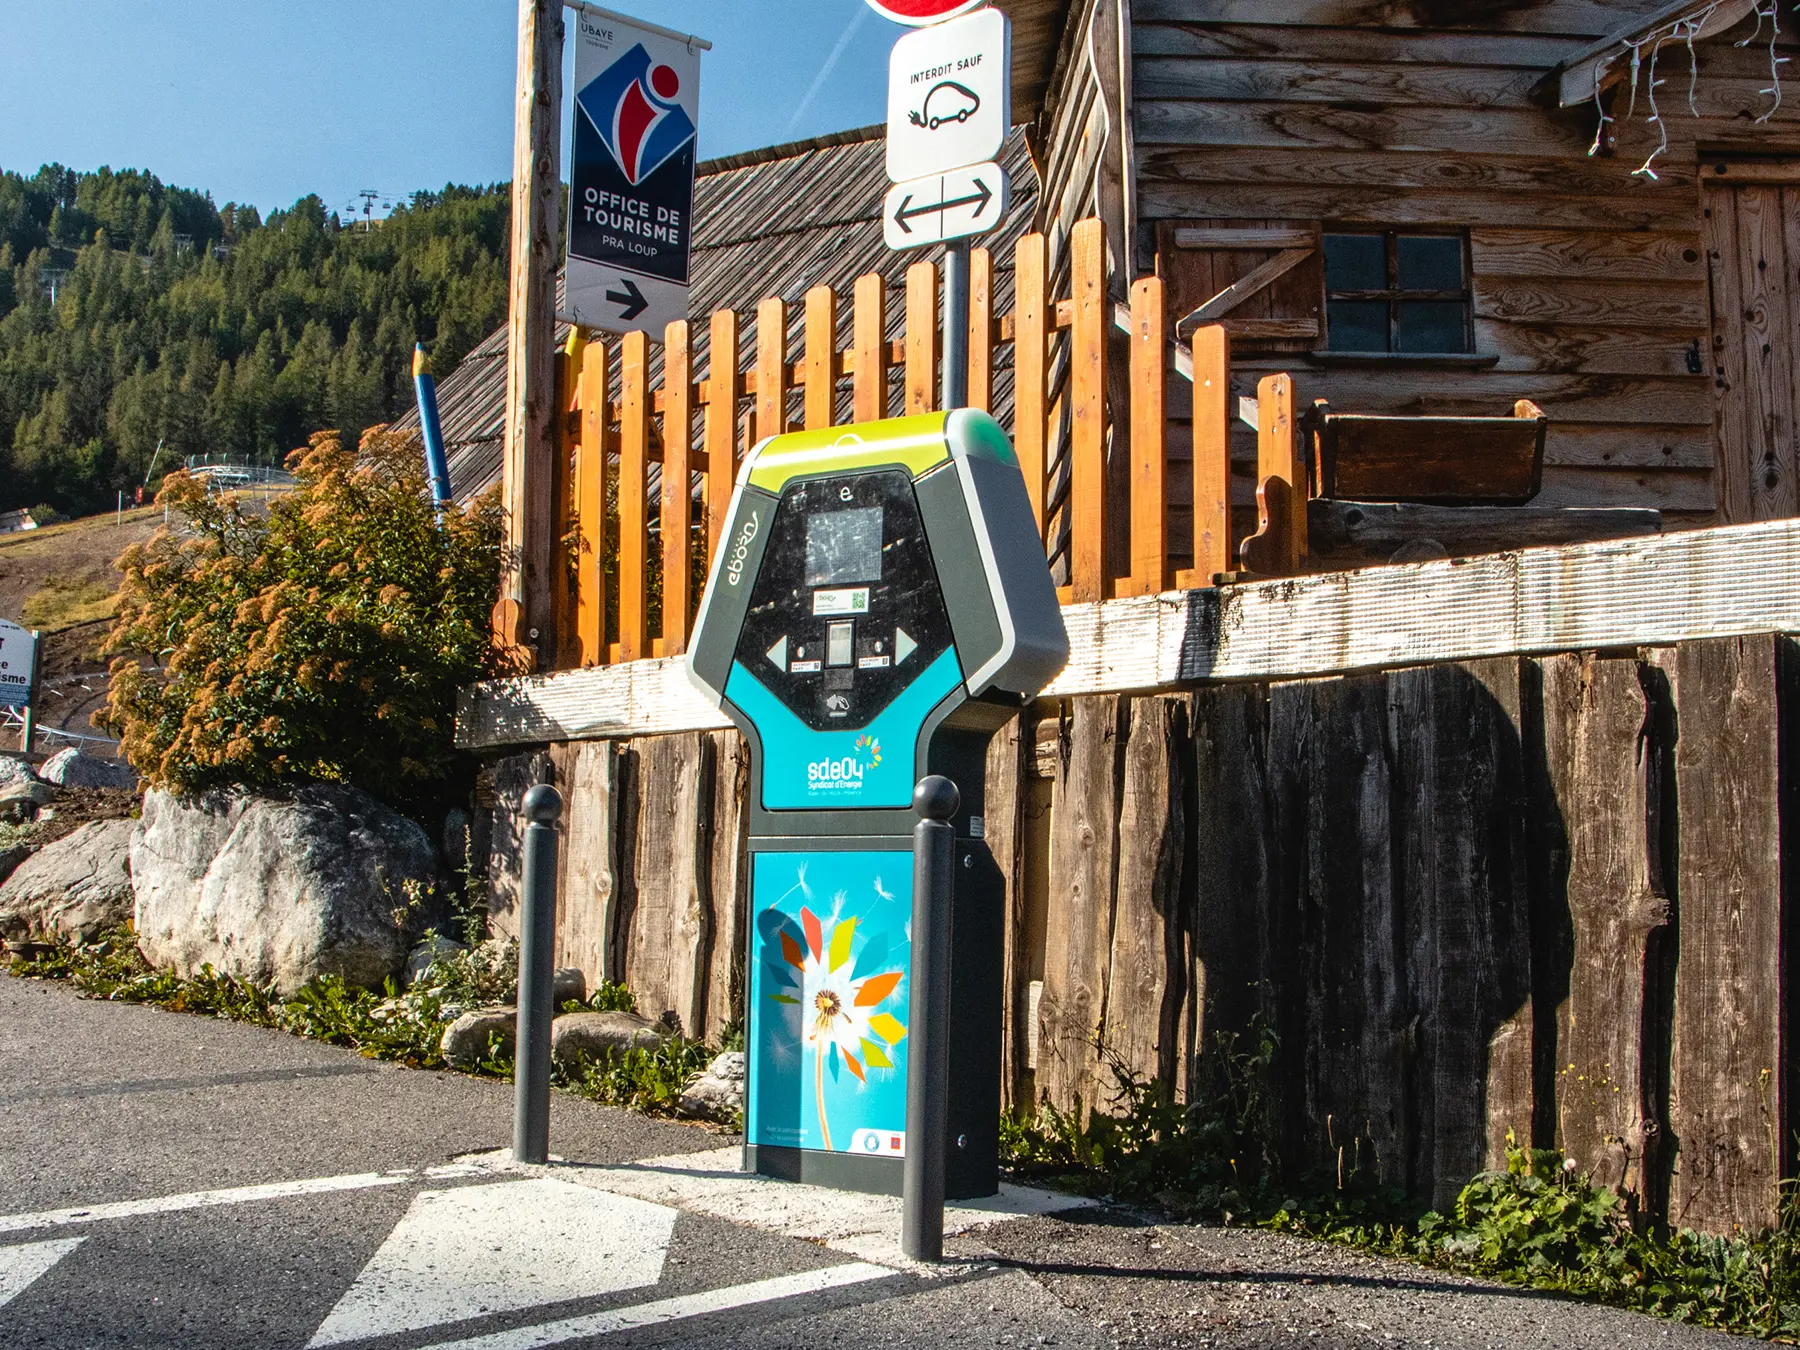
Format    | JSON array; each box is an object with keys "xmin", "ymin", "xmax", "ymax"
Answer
[
  {"xmin": 131, "ymin": 784, "xmax": 438, "ymax": 996},
  {"xmin": 678, "ymin": 1051, "xmax": 746, "ymax": 1122},
  {"xmin": 550, "ymin": 1010, "xmax": 669, "ymax": 1067},
  {"xmin": 0, "ymin": 819, "xmax": 135, "ymax": 945},
  {"xmin": 0, "ymin": 779, "xmax": 54, "ymax": 821},
  {"xmin": 440, "ymin": 1005, "xmax": 516, "ymax": 1068},
  {"xmin": 405, "ymin": 935, "xmax": 466, "ymax": 985},
  {"xmin": 0, "ymin": 843, "xmax": 31, "ymax": 888},
  {"xmin": 38, "ymin": 748, "xmax": 138, "ymax": 790},
  {"xmin": 0, "ymin": 757, "xmax": 37, "ymax": 789},
  {"xmin": 553, "ymin": 966, "xmax": 587, "ymax": 1007}
]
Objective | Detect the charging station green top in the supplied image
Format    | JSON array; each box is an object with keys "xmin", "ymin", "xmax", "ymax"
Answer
[{"xmin": 685, "ymin": 410, "xmax": 1067, "ymax": 812}]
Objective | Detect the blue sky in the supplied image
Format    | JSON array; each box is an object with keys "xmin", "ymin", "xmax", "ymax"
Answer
[{"xmin": 0, "ymin": 1, "xmax": 894, "ymax": 216}]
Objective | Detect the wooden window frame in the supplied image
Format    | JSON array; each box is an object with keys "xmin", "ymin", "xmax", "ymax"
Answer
[{"xmin": 1323, "ymin": 229, "xmax": 1474, "ymax": 355}]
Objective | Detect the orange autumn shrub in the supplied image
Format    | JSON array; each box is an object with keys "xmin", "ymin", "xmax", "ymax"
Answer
[{"xmin": 102, "ymin": 427, "xmax": 514, "ymax": 810}]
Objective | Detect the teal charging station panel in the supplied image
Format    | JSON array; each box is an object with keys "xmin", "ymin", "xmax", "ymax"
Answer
[{"xmin": 686, "ymin": 410, "xmax": 1067, "ymax": 1198}]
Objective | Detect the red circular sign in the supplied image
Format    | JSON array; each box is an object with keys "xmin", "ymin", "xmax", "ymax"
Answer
[{"xmin": 863, "ymin": 0, "xmax": 989, "ymax": 26}]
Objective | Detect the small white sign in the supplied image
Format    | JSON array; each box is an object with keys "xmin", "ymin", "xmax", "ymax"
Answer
[
  {"xmin": 885, "ymin": 6, "xmax": 1009, "ymax": 183},
  {"xmin": 0, "ymin": 620, "xmax": 35, "ymax": 710},
  {"xmin": 813, "ymin": 588, "xmax": 872, "ymax": 616},
  {"xmin": 883, "ymin": 162, "xmax": 1009, "ymax": 249}
]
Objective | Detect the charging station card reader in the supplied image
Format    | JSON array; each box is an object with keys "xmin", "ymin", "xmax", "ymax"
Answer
[{"xmin": 687, "ymin": 410, "xmax": 1068, "ymax": 1198}]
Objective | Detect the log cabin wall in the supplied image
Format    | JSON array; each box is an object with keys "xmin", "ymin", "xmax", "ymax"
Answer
[
  {"xmin": 1125, "ymin": 1, "xmax": 1800, "ymax": 534},
  {"xmin": 481, "ymin": 630, "xmax": 1800, "ymax": 1236}
]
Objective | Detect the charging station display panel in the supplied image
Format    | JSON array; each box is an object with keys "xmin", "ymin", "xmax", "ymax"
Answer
[
  {"xmin": 724, "ymin": 468, "xmax": 962, "ymax": 811},
  {"xmin": 748, "ymin": 849, "xmax": 913, "ymax": 1160}
]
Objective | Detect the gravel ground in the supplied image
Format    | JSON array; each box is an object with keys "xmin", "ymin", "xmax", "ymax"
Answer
[{"xmin": 979, "ymin": 1206, "xmax": 1758, "ymax": 1349}]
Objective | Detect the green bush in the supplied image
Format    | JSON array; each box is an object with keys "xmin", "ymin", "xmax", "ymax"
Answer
[{"xmin": 101, "ymin": 427, "xmax": 519, "ymax": 811}]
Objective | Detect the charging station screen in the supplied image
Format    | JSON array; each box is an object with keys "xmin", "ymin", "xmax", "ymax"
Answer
[{"xmin": 804, "ymin": 507, "xmax": 884, "ymax": 587}]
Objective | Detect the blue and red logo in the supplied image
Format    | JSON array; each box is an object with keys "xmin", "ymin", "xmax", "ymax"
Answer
[{"xmin": 577, "ymin": 44, "xmax": 696, "ymax": 186}]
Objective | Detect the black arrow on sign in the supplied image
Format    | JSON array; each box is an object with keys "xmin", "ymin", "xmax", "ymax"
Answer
[
  {"xmin": 892, "ymin": 177, "xmax": 994, "ymax": 234},
  {"xmin": 606, "ymin": 277, "xmax": 648, "ymax": 321}
]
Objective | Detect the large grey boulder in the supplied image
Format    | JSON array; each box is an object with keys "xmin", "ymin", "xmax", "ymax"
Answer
[
  {"xmin": 131, "ymin": 784, "xmax": 437, "ymax": 996},
  {"xmin": 550, "ymin": 1010, "xmax": 669, "ymax": 1067},
  {"xmin": 0, "ymin": 819, "xmax": 135, "ymax": 945},
  {"xmin": 441, "ymin": 1006, "xmax": 515, "ymax": 1068},
  {"xmin": 39, "ymin": 748, "xmax": 138, "ymax": 790},
  {"xmin": 0, "ymin": 756, "xmax": 37, "ymax": 789}
]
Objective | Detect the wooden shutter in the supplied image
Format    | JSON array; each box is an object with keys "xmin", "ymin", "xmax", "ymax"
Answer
[{"xmin": 1155, "ymin": 219, "xmax": 1323, "ymax": 352}]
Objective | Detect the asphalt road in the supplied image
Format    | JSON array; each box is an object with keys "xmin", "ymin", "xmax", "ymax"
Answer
[{"xmin": 0, "ymin": 972, "xmax": 1758, "ymax": 1350}]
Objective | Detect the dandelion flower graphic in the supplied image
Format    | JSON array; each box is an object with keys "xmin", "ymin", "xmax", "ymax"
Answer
[
  {"xmin": 854, "ymin": 734, "xmax": 881, "ymax": 768},
  {"xmin": 768, "ymin": 906, "xmax": 908, "ymax": 1151}
]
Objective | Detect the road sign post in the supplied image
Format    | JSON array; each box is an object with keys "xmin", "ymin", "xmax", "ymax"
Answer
[
  {"xmin": 564, "ymin": 3, "xmax": 711, "ymax": 338},
  {"xmin": 0, "ymin": 621, "xmax": 39, "ymax": 754}
]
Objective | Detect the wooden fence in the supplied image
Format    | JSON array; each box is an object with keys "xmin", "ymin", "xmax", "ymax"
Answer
[
  {"xmin": 482, "ymin": 630, "xmax": 1798, "ymax": 1238},
  {"xmin": 531, "ymin": 216, "xmax": 1310, "ymax": 671}
]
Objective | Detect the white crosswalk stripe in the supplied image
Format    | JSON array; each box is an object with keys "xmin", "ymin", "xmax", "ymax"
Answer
[{"xmin": 0, "ymin": 1238, "xmax": 84, "ymax": 1311}]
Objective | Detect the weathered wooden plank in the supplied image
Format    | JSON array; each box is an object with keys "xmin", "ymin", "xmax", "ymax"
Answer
[
  {"xmin": 1182, "ymin": 325, "xmax": 1232, "ymax": 587},
  {"xmin": 1015, "ymin": 233, "xmax": 1050, "ymax": 536},
  {"xmin": 1390, "ymin": 658, "xmax": 1534, "ymax": 1205},
  {"xmin": 1474, "ymin": 279, "xmax": 1707, "ymax": 331},
  {"xmin": 755, "ymin": 296, "xmax": 787, "ymax": 444},
  {"xmin": 1101, "ymin": 696, "xmax": 1187, "ymax": 1089},
  {"xmin": 618, "ymin": 331, "xmax": 651, "ymax": 663},
  {"xmin": 622, "ymin": 732, "xmax": 714, "ymax": 1037},
  {"xmin": 906, "ymin": 260, "xmax": 938, "ymax": 416},
  {"xmin": 1309, "ymin": 500, "xmax": 1660, "ymax": 562},
  {"xmin": 554, "ymin": 739, "xmax": 618, "ymax": 983},
  {"xmin": 1135, "ymin": 56, "xmax": 1546, "ymax": 108},
  {"xmin": 1070, "ymin": 219, "xmax": 1109, "ymax": 603},
  {"xmin": 1533, "ymin": 467, "xmax": 1713, "ymax": 513},
  {"xmin": 1132, "ymin": 22, "xmax": 1595, "ymax": 67},
  {"xmin": 1470, "ymin": 228, "xmax": 1705, "ymax": 282},
  {"xmin": 1540, "ymin": 653, "xmax": 1667, "ymax": 1208},
  {"xmin": 983, "ymin": 713, "xmax": 1030, "ymax": 1110},
  {"xmin": 1132, "ymin": 0, "xmax": 1684, "ymax": 34},
  {"xmin": 969, "ymin": 247, "xmax": 994, "ymax": 415},
  {"xmin": 484, "ymin": 750, "xmax": 553, "ymax": 942},
  {"xmin": 703, "ymin": 729, "xmax": 749, "ymax": 1045},
  {"xmin": 1135, "ymin": 100, "xmax": 1596, "ymax": 158},
  {"xmin": 1721, "ymin": 183, "xmax": 1800, "ymax": 519},
  {"xmin": 1125, "ymin": 276, "xmax": 1169, "ymax": 597},
  {"xmin": 1472, "ymin": 321, "xmax": 1703, "ymax": 378},
  {"xmin": 1038, "ymin": 697, "xmax": 1125, "ymax": 1114},
  {"xmin": 1257, "ymin": 373, "xmax": 1302, "ymax": 568},
  {"xmin": 1661, "ymin": 636, "xmax": 1785, "ymax": 1233},
  {"xmin": 661, "ymin": 320, "xmax": 694, "ymax": 656},
  {"xmin": 575, "ymin": 337, "xmax": 609, "ymax": 667},
  {"xmin": 1139, "ymin": 181, "xmax": 1692, "ymax": 233},
  {"xmin": 852, "ymin": 273, "xmax": 887, "ymax": 424}
]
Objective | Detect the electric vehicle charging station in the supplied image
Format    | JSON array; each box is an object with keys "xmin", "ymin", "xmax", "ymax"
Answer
[{"xmin": 686, "ymin": 409, "xmax": 1067, "ymax": 1199}]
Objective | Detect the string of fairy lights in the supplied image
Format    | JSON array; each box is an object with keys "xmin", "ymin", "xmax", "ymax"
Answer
[{"xmin": 1586, "ymin": 0, "xmax": 1792, "ymax": 179}]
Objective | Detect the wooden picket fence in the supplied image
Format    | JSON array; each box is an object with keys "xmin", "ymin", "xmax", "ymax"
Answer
[{"xmin": 537, "ymin": 215, "xmax": 1308, "ymax": 671}]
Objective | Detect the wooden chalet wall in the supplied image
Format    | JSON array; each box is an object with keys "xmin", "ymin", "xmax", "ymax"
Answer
[
  {"xmin": 1126, "ymin": 0, "xmax": 1800, "ymax": 532},
  {"xmin": 483, "ymin": 630, "xmax": 1800, "ymax": 1235}
]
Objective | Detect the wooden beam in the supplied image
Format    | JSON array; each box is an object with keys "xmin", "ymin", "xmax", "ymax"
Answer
[
  {"xmin": 574, "ymin": 337, "xmax": 608, "ymax": 667},
  {"xmin": 852, "ymin": 273, "xmax": 888, "ymax": 423},
  {"xmin": 1124, "ymin": 276, "xmax": 1168, "ymax": 597},
  {"xmin": 551, "ymin": 330, "xmax": 583, "ymax": 672},
  {"xmin": 661, "ymin": 319, "xmax": 694, "ymax": 657},
  {"xmin": 459, "ymin": 518, "xmax": 1800, "ymax": 748},
  {"xmin": 1180, "ymin": 325, "xmax": 1231, "ymax": 587},
  {"xmin": 906, "ymin": 260, "xmax": 938, "ymax": 416},
  {"xmin": 755, "ymin": 297, "xmax": 787, "ymax": 445},
  {"xmin": 1014, "ymin": 233, "xmax": 1049, "ymax": 536},
  {"xmin": 1070, "ymin": 218, "xmax": 1108, "ymax": 604},
  {"xmin": 704, "ymin": 310, "xmax": 738, "ymax": 563},
  {"xmin": 1556, "ymin": 0, "xmax": 1757, "ymax": 106},
  {"xmin": 1172, "ymin": 227, "xmax": 1317, "ymax": 250},
  {"xmin": 804, "ymin": 285, "xmax": 836, "ymax": 431},
  {"xmin": 618, "ymin": 330, "xmax": 651, "ymax": 663},
  {"xmin": 498, "ymin": 0, "xmax": 563, "ymax": 665},
  {"xmin": 969, "ymin": 247, "xmax": 994, "ymax": 414}
]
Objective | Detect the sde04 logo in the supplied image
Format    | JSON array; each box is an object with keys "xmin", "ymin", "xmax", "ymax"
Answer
[{"xmin": 807, "ymin": 735, "xmax": 881, "ymax": 793}]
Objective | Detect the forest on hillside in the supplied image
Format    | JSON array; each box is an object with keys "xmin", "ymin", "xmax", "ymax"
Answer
[{"xmin": 0, "ymin": 164, "xmax": 513, "ymax": 517}]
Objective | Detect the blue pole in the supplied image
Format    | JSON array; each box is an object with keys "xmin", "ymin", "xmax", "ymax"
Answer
[{"xmin": 413, "ymin": 344, "xmax": 453, "ymax": 510}]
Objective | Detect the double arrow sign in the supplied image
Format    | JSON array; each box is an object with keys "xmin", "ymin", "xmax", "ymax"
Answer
[{"xmin": 881, "ymin": 162, "xmax": 1009, "ymax": 250}]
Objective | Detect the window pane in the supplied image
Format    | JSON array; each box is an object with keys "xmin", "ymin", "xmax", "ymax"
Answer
[
  {"xmin": 1396, "ymin": 235, "xmax": 1464, "ymax": 292},
  {"xmin": 1324, "ymin": 234, "xmax": 1385, "ymax": 291},
  {"xmin": 1328, "ymin": 300, "xmax": 1389, "ymax": 352},
  {"xmin": 1396, "ymin": 301, "xmax": 1469, "ymax": 353}
]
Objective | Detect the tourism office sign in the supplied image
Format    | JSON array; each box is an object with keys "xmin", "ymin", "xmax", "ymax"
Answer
[{"xmin": 565, "ymin": 10, "xmax": 709, "ymax": 337}]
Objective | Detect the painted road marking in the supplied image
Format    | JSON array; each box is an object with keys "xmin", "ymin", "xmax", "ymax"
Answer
[
  {"xmin": 413, "ymin": 1262, "xmax": 898, "ymax": 1350},
  {"xmin": 309, "ymin": 1179, "xmax": 676, "ymax": 1348},
  {"xmin": 0, "ymin": 1164, "xmax": 488, "ymax": 1236},
  {"xmin": 0, "ymin": 1238, "xmax": 84, "ymax": 1310}
]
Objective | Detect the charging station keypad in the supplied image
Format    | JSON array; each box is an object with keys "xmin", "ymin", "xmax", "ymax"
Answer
[{"xmin": 733, "ymin": 469, "xmax": 954, "ymax": 732}]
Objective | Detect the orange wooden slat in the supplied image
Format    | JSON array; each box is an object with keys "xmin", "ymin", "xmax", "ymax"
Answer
[
  {"xmin": 1013, "ymin": 233, "xmax": 1048, "ymax": 537},
  {"xmin": 1256, "ymin": 371, "xmax": 1303, "ymax": 573},
  {"xmin": 551, "ymin": 332, "xmax": 581, "ymax": 669},
  {"xmin": 804, "ymin": 285, "xmax": 837, "ymax": 431},
  {"xmin": 1124, "ymin": 276, "xmax": 1167, "ymax": 597},
  {"xmin": 852, "ymin": 273, "xmax": 887, "ymax": 422},
  {"xmin": 1070, "ymin": 218, "xmax": 1108, "ymax": 604},
  {"xmin": 619, "ymin": 329, "xmax": 651, "ymax": 661},
  {"xmin": 661, "ymin": 318, "xmax": 694, "ymax": 656},
  {"xmin": 969, "ymin": 247, "xmax": 993, "ymax": 413},
  {"xmin": 905, "ymin": 260, "xmax": 937, "ymax": 416},
  {"xmin": 575, "ymin": 336, "xmax": 609, "ymax": 666},
  {"xmin": 705, "ymin": 310, "xmax": 739, "ymax": 561},
  {"xmin": 1179, "ymin": 325, "xmax": 1232, "ymax": 589},
  {"xmin": 756, "ymin": 296, "xmax": 787, "ymax": 444}
]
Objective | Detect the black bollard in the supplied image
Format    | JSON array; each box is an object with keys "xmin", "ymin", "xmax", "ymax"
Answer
[
  {"xmin": 903, "ymin": 774, "xmax": 960, "ymax": 1262},
  {"xmin": 514, "ymin": 783, "xmax": 563, "ymax": 1165}
]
